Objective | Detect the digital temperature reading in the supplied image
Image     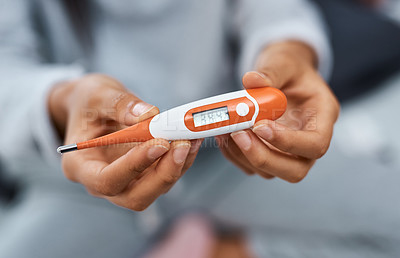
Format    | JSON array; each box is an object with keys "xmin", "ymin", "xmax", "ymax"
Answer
[
  {"xmin": 56, "ymin": 87, "xmax": 287, "ymax": 154},
  {"xmin": 193, "ymin": 106, "xmax": 230, "ymax": 127}
]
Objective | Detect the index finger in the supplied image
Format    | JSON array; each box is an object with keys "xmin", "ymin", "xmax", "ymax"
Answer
[
  {"xmin": 62, "ymin": 139, "xmax": 170, "ymax": 196},
  {"xmin": 253, "ymin": 98, "xmax": 339, "ymax": 160},
  {"xmin": 106, "ymin": 141, "xmax": 192, "ymax": 211}
]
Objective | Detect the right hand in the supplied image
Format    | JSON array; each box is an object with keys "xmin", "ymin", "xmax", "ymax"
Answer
[{"xmin": 49, "ymin": 74, "xmax": 202, "ymax": 211}]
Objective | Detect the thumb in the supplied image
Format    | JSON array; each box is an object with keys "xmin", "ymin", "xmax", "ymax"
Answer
[
  {"xmin": 242, "ymin": 63, "xmax": 296, "ymax": 90},
  {"xmin": 242, "ymin": 71, "xmax": 273, "ymax": 89},
  {"xmin": 242, "ymin": 44, "xmax": 307, "ymax": 90}
]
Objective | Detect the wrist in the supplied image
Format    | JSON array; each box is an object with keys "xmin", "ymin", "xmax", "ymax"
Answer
[{"xmin": 48, "ymin": 80, "xmax": 75, "ymax": 140}]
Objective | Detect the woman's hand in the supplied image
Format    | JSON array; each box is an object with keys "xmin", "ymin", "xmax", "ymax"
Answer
[
  {"xmin": 217, "ymin": 41, "xmax": 340, "ymax": 182},
  {"xmin": 49, "ymin": 74, "xmax": 202, "ymax": 210}
]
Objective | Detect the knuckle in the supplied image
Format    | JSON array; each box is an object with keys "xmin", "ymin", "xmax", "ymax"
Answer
[
  {"xmin": 128, "ymin": 161, "xmax": 147, "ymax": 175},
  {"xmin": 261, "ymin": 69, "xmax": 279, "ymax": 85},
  {"xmin": 111, "ymin": 92, "xmax": 129, "ymax": 111},
  {"xmin": 81, "ymin": 89, "xmax": 105, "ymax": 110},
  {"xmin": 314, "ymin": 141, "xmax": 330, "ymax": 159},
  {"xmin": 93, "ymin": 180, "xmax": 118, "ymax": 197},
  {"xmin": 128, "ymin": 200, "xmax": 149, "ymax": 211},
  {"xmin": 76, "ymin": 74, "xmax": 106, "ymax": 91},
  {"xmin": 63, "ymin": 170, "xmax": 76, "ymax": 182},
  {"xmin": 252, "ymin": 156, "xmax": 269, "ymax": 169},
  {"xmin": 307, "ymin": 134, "xmax": 330, "ymax": 159},
  {"xmin": 259, "ymin": 172, "xmax": 274, "ymax": 180},
  {"xmin": 160, "ymin": 173, "xmax": 180, "ymax": 186},
  {"xmin": 182, "ymin": 159, "xmax": 196, "ymax": 172},
  {"xmin": 287, "ymin": 167, "xmax": 309, "ymax": 183},
  {"xmin": 62, "ymin": 170, "xmax": 76, "ymax": 182},
  {"xmin": 281, "ymin": 142, "xmax": 295, "ymax": 155},
  {"xmin": 61, "ymin": 160, "xmax": 77, "ymax": 182},
  {"xmin": 83, "ymin": 73, "xmax": 106, "ymax": 81},
  {"xmin": 332, "ymin": 98, "xmax": 341, "ymax": 118},
  {"xmin": 270, "ymin": 133, "xmax": 294, "ymax": 154},
  {"xmin": 161, "ymin": 184, "xmax": 174, "ymax": 195},
  {"xmin": 75, "ymin": 74, "xmax": 125, "ymax": 107},
  {"xmin": 86, "ymin": 189, "xmax": 102, "ymax": 197},
  {"xmin": 82, "ymin": 74, "xmax": 120, "ymax": 88}
]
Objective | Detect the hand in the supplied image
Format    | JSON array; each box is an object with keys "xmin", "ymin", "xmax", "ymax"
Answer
[
  {"xmin": 49, "ymin": 74, "xmax": 202, "ymax": 210},
  {"xmin": 217, "ymin": 41, "xmax": 340, "ymax": 182}
]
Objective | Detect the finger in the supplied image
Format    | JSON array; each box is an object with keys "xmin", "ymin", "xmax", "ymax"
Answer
[
  {"xmin": 109, "ymin": 141, "xmax": 191, "ymax": 211},
  {"xmin": 216, "ymin": 135, "xmax": 255, "ymax": 175},
  {"xmin": 62, "ymin": 138, "xmax": 170, "ymax": 196},
  {"xmin": 216, "ymin": 135, "xmax": 274, "ymax": 178},
  {"xmin": 249, "ymin": 76, "xmax": 338, "ymax": 160},
  {"xmin": 231, "ymin": 130, "xmax": 314, "ymax": 183},
  {"xmin": 243, "ymin": 41, "xmax": 317, "ymax": 90},
  {"xmin": 182, "ymin": 139, "xmax": 203, "ymax": 172},
  {"xmin": 242, "ymin": 42, "xmax": 316, "ymax": 90},
  {"xmin": 97, "ymin": 87, "xmax": 159, "ymax": 126},
  {"xmin": 216, "ymin": 135, "xmax": 256, "ymax": 175},
  {"xmin": 86, "ymin": 188, "xmax": 103, "ymax": 198},
  {"xmin": 242, "ymin": 67, "xmax": 295, "ymax": 91},
  {"xmin": 242, "ymin": 71, "xmax": 274, "ymax": 89},
  {"xmin": 252, "ymin": 119, "xmax": 332, "ymax": 160},
  {"xmin": 242, "ymin": 69, "xmax": 295, "ymax": 91},
  {"xmin": 76, "ymin": 75, "xmax": 158, "ymax": 126},
  {"xmin": 73, "ymin": 75, "xmax": 159, "ymax": 127}
]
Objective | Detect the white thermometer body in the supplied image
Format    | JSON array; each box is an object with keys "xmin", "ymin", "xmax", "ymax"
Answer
[
  {"xmin": 57, "ymin": 87, "xmax": 287, "ymax": 153},
  {"xmin": 151, "ymin": 89, "xmax": 262, "ymax": 139}
]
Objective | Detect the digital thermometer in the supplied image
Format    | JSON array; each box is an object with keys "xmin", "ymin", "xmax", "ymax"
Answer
[{"xmin": 57, "ymin": 87, "xmax": 287, "ymax": 154}]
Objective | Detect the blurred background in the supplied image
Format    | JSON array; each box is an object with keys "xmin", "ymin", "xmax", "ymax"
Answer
[{"xmin": 1, "ymin": 0, "xmax": 400, "ymax": 257}]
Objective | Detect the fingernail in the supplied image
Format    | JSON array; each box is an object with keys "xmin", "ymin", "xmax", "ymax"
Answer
[
  {"xmin": 173, "ymin": 143, "xmax": 191, "ymax": 164},
  {"xmin": 253, "ymin": 71, "xmax": 273, "ymax": 85},
  {"xmin": 147, "ymin": 145, "xmax": 169, "ymax": 160},
  {"xmin": 189, "ymin": 140, "xmax": 202, "ymax": 154},
  {"xmin": 253, "ymin": 124, "xmax": 273, "ymax": 140},
  {"xmin": 132, "ymin": 102, "xmax": 154, "ymax": 117},
  {"xmin": 254, "ymin": 71, "xmax": 267, "ymax": 79},
  {"xmin": 231, "ymin": 131, "xmax": 251, "ymax": 151}
]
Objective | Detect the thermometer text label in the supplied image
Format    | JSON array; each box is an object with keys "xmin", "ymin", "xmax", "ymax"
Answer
[{"xmin": 193, "ymin": 106, "xmax": 230, "ymax": 127}]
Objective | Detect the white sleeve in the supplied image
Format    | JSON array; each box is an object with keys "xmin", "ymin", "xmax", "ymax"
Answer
[
  {"xmin": 0, "ymin": 0, "xmax": 84, "ymax": 173},
  {"xmin": 235, "ymin": 0, "xmax": 332, "ymax": 80}
]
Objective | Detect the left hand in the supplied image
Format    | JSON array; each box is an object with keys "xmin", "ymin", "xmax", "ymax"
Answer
[
  {"xmin": 50, "ymin": 74, "xmax": 202, "ymax": 211},
  {"xmin": 216, "ymin": 41, "xmax": 340, "ymax": 183}
]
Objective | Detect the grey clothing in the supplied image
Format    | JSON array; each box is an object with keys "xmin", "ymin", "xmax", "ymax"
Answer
[
  {"xmin": 0, "ymin": 0, "xmax": 330, "ymax": 177},
  {"xmin": 0, "ymin": 0, "xmax": 339, "ymax": 257}
]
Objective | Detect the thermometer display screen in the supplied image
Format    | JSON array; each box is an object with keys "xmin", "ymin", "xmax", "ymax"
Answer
[{"xmin": 193, "ymin": 106, "xmax": 230, "ymax": 127}]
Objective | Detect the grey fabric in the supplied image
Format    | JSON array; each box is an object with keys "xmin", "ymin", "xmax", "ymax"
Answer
[
  {"xmin": 212, "ymin": 145, "xmax": 400, "ymax": 257},
  {"xmin": 0, "ymin": 180, "xmax": 146, "ymax": 258},
  {"xmin": 0, "ymin": 0, "xmax": 334, "ymax": 257}
]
